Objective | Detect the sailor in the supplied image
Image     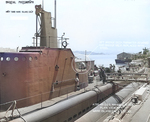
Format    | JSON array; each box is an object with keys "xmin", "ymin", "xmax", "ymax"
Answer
[
  {"xmin": 118, "ymin": 68, "xmax": 123, "ymax": 79},
  {"xmin": 113, "ymin": 64, "xmax": 115, "ymax": 72},
  {"xmin": 100, "ymin": 67, "xmax": 107, "ymax": 84},
  {"xmin": 109, "ymin": 64, "xmax": 113, "ymax": 71},
  {"xmin": 75, "ymin": 73, "xmax": 80, "ymax": 90},
  {"xmin": 98, "ymin": 68, "xmax": 102, "ymax": 81},
  {"xmin": 90, "ymin": 69, "xmax": 93, "ymax": 76}
]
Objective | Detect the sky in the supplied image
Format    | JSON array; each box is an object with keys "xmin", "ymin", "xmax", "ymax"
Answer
[{"xmin": 0, "ymin": 0, "xmax": 150, "ymax": 54}]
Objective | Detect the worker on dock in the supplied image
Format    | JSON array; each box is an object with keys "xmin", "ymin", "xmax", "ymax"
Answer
[
  {"xmin": 113, "ymin": 64, "xmax": 115, "ymax": 72},
  {"xmin": 89, "ymin": 69, "xmax": 93, "ymax": 76},
  {"xmin": 117, "ymin": 68, "xmax": 123, "ymax": 79},
  {"xmin": 98, "ymin": 68, "xmax": 102, "ymax": 81},
  {"xmin": 99, "ymin": 67, "xmax": 107, "ymax": 84},
  {"xmin": 75, "ymin": 73, "xmax": 80, "ymax": 90}
]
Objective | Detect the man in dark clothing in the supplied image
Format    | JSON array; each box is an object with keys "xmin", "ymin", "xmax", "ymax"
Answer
[
  {"xmin": 75, "ymin": 73, "xmax": 80, "ymax": 90},
  {"xmin": 99, "ymin": 68, "xmax": 107, "ymax": 84},
  {"xmin": 99, "ymin": 69, "xmax": 102, "ymax": 81},
  {"xmin": 118, "ymin": 68, "xmax": 123, "ymax": 79}
]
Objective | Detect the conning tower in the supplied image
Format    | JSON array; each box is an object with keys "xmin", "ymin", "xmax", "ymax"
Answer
[{"xmin": 35, "ymin": 4, "xmax": 58, "ymax": 48}]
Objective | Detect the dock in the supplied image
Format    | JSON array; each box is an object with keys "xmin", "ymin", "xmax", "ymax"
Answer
[{"xmin": 106, "ymin": 72, "xmax": 149, "ymax": 82}]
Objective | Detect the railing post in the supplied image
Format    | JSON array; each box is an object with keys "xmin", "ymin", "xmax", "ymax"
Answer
[
  {"xmin": 41, "ymin": 92, "xmax": 42, "ymax": 108},
  {"xmin": 146, "ymin": 74, "xmax": 148, "ymax": 83},
  {"xmin": 84, "ymin": 83, "xmax": 85, "ymax": 92},
  {"xmin": 67, "ymin": 89, "xmax": 68, "ymax": 99}
]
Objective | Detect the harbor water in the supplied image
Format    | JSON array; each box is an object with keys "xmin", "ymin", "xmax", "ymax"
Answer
[
  {"xmin": 74, "ymin": 53, "xmax": 127, "ymax": 71},
  {"xmin": 87, "ymin": 54, "xmax": 117, "ymax": 67}
]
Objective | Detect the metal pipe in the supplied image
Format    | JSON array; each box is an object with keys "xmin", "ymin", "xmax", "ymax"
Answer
[
  {"xmin": 42, "ymin": 0, "xmax": 44, "ymax": 9},
  {"xmin": 9, "ymin": 83, "xmax": 116, "ymax": 122},
  {"xmin": 54, "ymin": 0, "xmax": 56, "ymax": 28},
  {"xmin": 75, "ymin": 82, "xmax": 140, "ymax": 122},
  {"xmin": 36, "ymin": 15, "xmax": 38, "ymax": 47}
]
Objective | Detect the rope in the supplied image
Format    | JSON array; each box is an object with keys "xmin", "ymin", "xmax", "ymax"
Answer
[
  {"xmin": 94, "ymin": 85, "xmax": 110, "ymax": 104},
  {"xmin": 113, "ymin": 94, "xmax": 122, "ymax": 103},
  {"xmin": 3, "ymin": 100, "xmax": 27, "ymax": 122},
  {"xmin": 4, "ymin": 101, "xmax": 16, "ymax": 118},
  {"xmin": 15, "ymin": 106, "xmax": 27, "ymax": 122},
  {"xmin": 146, "ymin": 113, "xmax": 150, "ymax": 122}
]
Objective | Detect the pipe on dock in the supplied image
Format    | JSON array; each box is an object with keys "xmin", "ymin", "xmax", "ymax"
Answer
[
  {"xmin": 75, "ymin": 82, "xmax": 140, "ymax": 122},
  {"xmin": 9, "ymin": 83, "xmax": 118, "ymax": 122}
]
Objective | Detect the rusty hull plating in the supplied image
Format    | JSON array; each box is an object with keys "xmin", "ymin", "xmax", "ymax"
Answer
[
  {"xmin": 0, "ymin": 47, "xmax": 88, "ymax": 110},
  {"xmin": 0, "ymin": 3, "xmax": 88, "ymax": 111}
]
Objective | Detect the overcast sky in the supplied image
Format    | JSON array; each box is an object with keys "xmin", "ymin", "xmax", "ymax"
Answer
[{"xmin": 0, "ymin": 0, "xmax": 150, "ymax": 54}]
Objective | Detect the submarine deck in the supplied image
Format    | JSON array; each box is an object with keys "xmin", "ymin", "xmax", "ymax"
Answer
[{"xmin": 0, "ymin": 76, "xmax": 126, "ymax": 120}]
